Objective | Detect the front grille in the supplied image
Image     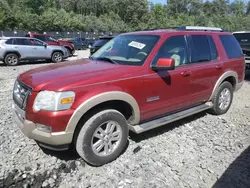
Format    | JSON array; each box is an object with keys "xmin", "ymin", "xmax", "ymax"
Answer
[{"xmin": 13, "ymin": 79, "xmax": 32, "ymax": 110}]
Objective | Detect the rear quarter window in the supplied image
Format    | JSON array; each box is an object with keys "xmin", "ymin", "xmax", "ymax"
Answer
[
  {"xmin": 5, "ymin": 38, "xmax": 14, "ymax": 44},
  {"xmin": 219, "ymin": 35, "xmax": 243, "ymax": 59}
]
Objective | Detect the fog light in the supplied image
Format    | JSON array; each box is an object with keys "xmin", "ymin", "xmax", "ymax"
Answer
[{"xmin": 36, "ymin": 124, "xmax": 52, "ymax": 133}]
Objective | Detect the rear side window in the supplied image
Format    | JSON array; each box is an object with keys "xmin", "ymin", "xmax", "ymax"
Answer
[
  {"xmin": 15, "ymin": 39, "xmax": 31, "ymax": 45},
  {"xmin": 190, "ymin": 35, "xmax": 211, "ymax": 63},
  {"xmin": 207, "ymin": 35, "xmax": 218, "ymax": 61},
  {"xmin": 220, "ymin": 35, "xmax": 243, "ymax": 59}
]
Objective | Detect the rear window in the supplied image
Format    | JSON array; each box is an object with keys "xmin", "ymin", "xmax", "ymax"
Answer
[
  {"xmin": 233, "ymin": 33, "xmax": 250, "ymax": 44},
  {"xmin": 93, "ymin": 38, "xmax": 111, "ymax": 47},
  {"xmin": 220, "ymin": 35, "xmax": 243, "ymax": 59}
]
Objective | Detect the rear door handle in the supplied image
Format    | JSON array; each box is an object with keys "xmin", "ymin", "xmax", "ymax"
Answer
[
  {"xmin": 181, "ymin": 70, "xmax": 191, "ymax": 77},
  {"xmin": 216, "ymin": 65, "xmax": 222, "ymax": 70},
  {"xmin": 14, "ymin": 46, "xmax": 18, "ymax": 49}
]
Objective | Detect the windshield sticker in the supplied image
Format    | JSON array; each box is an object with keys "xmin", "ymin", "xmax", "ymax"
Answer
[{"xmin": 128, "ymin": 41, "xmax": 146, "ymax": 49}]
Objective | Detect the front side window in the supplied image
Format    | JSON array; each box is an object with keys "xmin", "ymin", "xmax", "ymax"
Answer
[
  {"xmin": 152, "ymin": 35, "xmax": 188, "ymax": 67},
  {"xmin": 29, "ymin": 39, "xmax": 44, "ymax": 46},
  {"xmin": 91, "ymin": 34, "xmax": 160, "ymax": 66},
  {"xmin": 190, "ymin": 35, "xmax": 211, "ymax": 63}
]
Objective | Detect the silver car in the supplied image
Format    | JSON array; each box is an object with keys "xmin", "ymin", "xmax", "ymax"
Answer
[{"xmin": 0, "ymin": 37, "xmax": 69, "ymax": 66}]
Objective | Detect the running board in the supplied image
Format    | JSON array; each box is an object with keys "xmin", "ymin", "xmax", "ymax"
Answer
[{"xmin": 129, "ymin": 102, "xmax": 213, "ymax": 134}]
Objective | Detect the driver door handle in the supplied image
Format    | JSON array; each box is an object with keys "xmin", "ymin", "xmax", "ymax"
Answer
[{"xmin": 181, "ymin": 70, "xmax": 191, "ymax": 77}]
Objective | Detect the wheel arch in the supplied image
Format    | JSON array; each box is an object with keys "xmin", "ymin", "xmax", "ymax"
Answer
[
  {"xmin": 65, "ymin": 91, "xmax": 140, "ymax": 134},
  {"xmin": 4, "ymin": 51, "xmax": 21, "ymax": 58},
  {"xmin": 209, "ymin": 71, "xmax": 238, "ymax": 101},
  {"xmin": 51, "ymin": 50, "xmax": 63, "ymax": 57}
]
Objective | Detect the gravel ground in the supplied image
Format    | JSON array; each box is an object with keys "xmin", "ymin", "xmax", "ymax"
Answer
[{"xmin": 0, "ymin": 52, "xmax": 249, "ymax": 188}]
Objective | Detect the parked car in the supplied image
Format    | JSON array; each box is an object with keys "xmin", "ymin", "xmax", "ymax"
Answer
[
  {"xmin": 82, "ymin": 38, "xmax": 95, "ymax": 48},
  {"xmin": 25, "ymin": 33, "xmax": 75, "ymax": 56},
  {"xmin": 66, "ymin": 37, "xmax": 84, "ymax": 50},
  {"xmin": 90, "ymin": 35, "xmax": 114, "ymax": 55},
  {"xmin": 0, "ymin": 37, "xmax": 68, "ymax": 66},
  {"xmin": 233, "ymin": 31, "xmax": 250, "ymax": 69},
  {"xmin": 13, "ymin": 26, "xmax": 245, "ymax": 166}
]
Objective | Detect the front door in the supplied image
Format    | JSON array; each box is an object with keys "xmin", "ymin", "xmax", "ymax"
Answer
[
  {"xmin": 141, "ymin": 35, "xmax": 196, "ymax": 120},
  {"xmin": 29, "ymin": 38, "xmax": 49, "ymax": 58}
]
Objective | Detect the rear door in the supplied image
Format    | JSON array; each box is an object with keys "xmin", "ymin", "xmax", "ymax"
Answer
[
  {"xmin": 184, "ymin": 34, "xmax": 222, "ymax": 104},
  {"xmin": 14, "ymin": 38, "xmax": 33, "ymax": 59}
]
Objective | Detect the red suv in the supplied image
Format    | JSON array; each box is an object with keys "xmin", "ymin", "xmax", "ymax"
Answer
[
  {"xmin": 13, "ymin": 26, "xmax": 245, "ymax": 166},
  {"xmin": 25, "ymin": 33, "xmax": 75, "ymax": 56}
]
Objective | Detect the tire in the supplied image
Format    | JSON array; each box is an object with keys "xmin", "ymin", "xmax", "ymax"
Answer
[
  {"xmin": 76, "ymin": 109, "xmax": 129, "ymax": 166},
  {"xmin": 66, "ymin": 48, "xmax": 72, "ymax": 56},
  {"xmin": 209, "ymin": 81, "xmax": 233, "ymax": 115},
  {"xmin": 4, "ymin": 53, "xmax": 20, "ymax": 66},
  {"xmin": 51, "ymin": 52, "xmax": 63, "ymax": 63}
]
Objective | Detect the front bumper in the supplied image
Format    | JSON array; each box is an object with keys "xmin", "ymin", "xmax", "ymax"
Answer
[{"xmin": 12, "ymin": 102, "xmax": 73, "ymax": 150}]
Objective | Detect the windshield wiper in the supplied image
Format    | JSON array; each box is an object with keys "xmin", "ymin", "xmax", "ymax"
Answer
[{"xmin": 94, "ymin": 57, "xmax": 118, "ymax": 64}]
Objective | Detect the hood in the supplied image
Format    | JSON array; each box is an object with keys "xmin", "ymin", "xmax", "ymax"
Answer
[{"xmin": 18, "ymin": 59, "xmax": 138, "ymax": 91}]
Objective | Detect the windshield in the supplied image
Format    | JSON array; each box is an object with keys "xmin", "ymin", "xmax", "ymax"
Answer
[
  {"xmin": 93, "ymin": 38, "xmax": 112, "ymax": 47},
  {"xmin": 91, "ymin": 34, "xmax": 160, "ymax": 66}
]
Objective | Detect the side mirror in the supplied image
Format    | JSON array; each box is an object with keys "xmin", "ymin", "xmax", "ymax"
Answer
[
  {"xmin": 151, "ymin": 58, "xmax": 175, "ymax": 71},
  {"xmin": 43, "ymin": 43, "xmax": 48, "ymax": 48}
]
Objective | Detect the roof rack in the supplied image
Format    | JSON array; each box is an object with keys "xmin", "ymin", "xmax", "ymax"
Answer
[{"xmin": 178, "ymin": 26, "xmax": 227, "ymax": 32}]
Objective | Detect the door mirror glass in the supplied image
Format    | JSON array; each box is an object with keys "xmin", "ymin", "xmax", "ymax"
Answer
[{"xmin": 151, "ymin": 58, "xmax": 175, "ymax": 71}]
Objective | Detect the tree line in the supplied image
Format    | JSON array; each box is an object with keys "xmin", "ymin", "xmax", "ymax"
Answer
[{"xmin": 0, "ymin": 0, "xmax": 250, "ymax": 33}]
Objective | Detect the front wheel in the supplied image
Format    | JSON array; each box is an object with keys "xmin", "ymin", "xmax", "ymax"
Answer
[
  {"xmin": 75, "ymin": 110, "xmax": 129, "ymax": 166},
  {"xmin": 209, "ymin": 81, "xmax": 233, "ymax": 115},
  {"xmin": 51, "ymin": 52, "xmax": 63, "ymax": 63}
]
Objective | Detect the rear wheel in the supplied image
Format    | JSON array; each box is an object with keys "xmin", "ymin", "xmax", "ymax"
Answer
[
  {"xmin": 75, "ymin": 109, "xmax": 129, "ymax": 166},
  {"xmin": 51, "ymin": 52, "xmax": 63, "ymax": 63},
  {"xmin": 209, "ymin": 81, "xmax": 233, "ymax": 115},
  {"xmin": 4, "ymin": 53, "xmax": 20, "ymax": 66}
]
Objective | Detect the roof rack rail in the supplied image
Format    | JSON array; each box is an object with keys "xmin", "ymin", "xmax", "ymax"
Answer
[{"xmin": 178, "ymin": 26, "xmax": 227, "ymax": 32}]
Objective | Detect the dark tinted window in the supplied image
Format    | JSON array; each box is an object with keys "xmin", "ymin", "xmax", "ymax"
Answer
[
  {"xmin": 233, "ymin": 33, "xmax": 250, "ymax": 44},
  {"xmin": 30, "ymin": 39, "xmax": 44, "ymax": 46},
  {"xmin": 5, "ymin": 38, "xmax": 14, "ymax": 44},
  {"xmin": 93, "ymin": 38, "xmax": 111, "ymax": 47},
  {"xmin": 153, "ymin": 36, "xmax": 188, "ymax": 66},
  {"xmin": 16, "ymin": 38, "xmax": 31, "ymax": 45},
  {"xmin": 190, "ymin": 35, "xmax": 210, "ymax": 63},
  {"xmin": 34, "ymin": 35, "xmax": 46, "ymax": 41},
  {"xmin": 207, "ymin": 35, "xmax": 218, "ymax": 60},
  {"xmin": 220, "ymin": 35, "xmax": 243, "ymax": 59}
]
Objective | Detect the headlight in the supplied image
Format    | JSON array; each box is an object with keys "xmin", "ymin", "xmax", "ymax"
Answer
[{"xmin": 33, "ymin": 91, "xmax": 75, "ymax": 112}]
